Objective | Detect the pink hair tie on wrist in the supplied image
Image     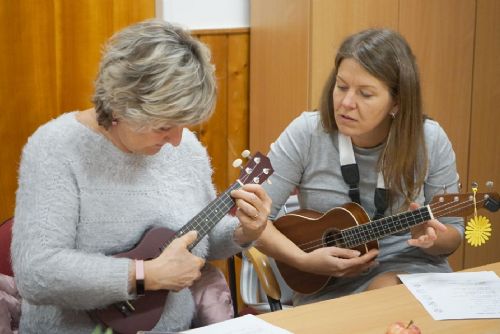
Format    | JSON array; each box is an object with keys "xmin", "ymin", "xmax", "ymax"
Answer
[{"xmin": 135, "ymin": 259, "xmax": 145, "ymax": 296}]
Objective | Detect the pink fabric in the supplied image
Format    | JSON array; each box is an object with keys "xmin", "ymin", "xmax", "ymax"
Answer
[
  {"xmin": 0, "ymin": 218, "xmax": 13, "ymax": 276},
  {"xmin": 190, "ymin": 263, "xmax": 234, "ymax": 328},
  {"xmin": 0, "ymin": 274, "xmax": 20, "ymax": 334}
]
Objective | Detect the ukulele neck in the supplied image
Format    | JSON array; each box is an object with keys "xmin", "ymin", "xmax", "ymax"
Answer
[
  {"xmin": 175, "ymin": 181, "xmax": 241, "ymax": 250},
  {"xmin": 341, "ymin": 206, "xmax": 432, "ymax": 248}
]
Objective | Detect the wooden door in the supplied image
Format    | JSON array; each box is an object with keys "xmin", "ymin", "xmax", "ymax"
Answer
[{"xmin": 465, "ymin": 0, "xmax": 500, "ymax": 268}]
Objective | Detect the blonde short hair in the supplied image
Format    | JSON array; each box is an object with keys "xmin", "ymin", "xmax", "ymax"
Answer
[{"xmin": 93, "ymin": 19, "xmax": 216, "ymax": 129}]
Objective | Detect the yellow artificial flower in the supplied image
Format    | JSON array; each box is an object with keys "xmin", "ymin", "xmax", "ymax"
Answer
[{"xmin": 465, "ymin": 215, "xmax": 492, "ymax": 247}]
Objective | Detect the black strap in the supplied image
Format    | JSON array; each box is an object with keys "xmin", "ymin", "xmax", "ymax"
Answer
[
  {"xmin": 340, "ymin": 163, "xmax": 388, "ymax": 220},
  {"xmin": 373, "ymin": 187, "xmax": 388, "ymax": 220},
  {"xmin": 340, "ymin": 164, "xmax": 361, "ymax": 205}
]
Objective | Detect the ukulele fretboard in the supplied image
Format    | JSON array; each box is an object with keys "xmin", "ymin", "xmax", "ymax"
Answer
[
  {"xmin": 173, "ymin": 182, "xmax": 241, "ymax": 251},
  {"xmin": 341, "ymin": 206, "xmax": 432, "ymax": 248}
]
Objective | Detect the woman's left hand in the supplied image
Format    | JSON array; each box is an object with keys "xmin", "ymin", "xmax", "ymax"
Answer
[
  {"xmin": 231, "ymin": 184, "xmax": 271, "ymax": 245},
  {"xmin": 407, "ymin": 202, "xmax": 448, "ymax": 248}
]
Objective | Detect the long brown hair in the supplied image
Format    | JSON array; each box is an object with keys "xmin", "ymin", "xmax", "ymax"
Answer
[{"xmin": 319, "ymin": 28, "xmax": 427, "ymax": 207}]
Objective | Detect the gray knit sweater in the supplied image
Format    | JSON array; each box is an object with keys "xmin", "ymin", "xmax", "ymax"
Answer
[
  {"xmin": 12, "ymin": 112, "xmax": 245, "ymax": 333},
  {"xmin": 263, "ymin": 111, "xmax": 464, "ymax": 305}
]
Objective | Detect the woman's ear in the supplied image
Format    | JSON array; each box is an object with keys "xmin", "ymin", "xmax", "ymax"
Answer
[{"xmin": 390, "ymin": 105, "xmax": 399, "ymax": 118}]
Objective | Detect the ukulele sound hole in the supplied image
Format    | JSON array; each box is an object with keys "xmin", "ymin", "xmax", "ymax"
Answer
[{"xmin": 323, "ymin": 229, "xmax": 342, "ymax": 247}]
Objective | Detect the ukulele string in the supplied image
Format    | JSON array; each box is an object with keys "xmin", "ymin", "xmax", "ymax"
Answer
[{"xmin": 294, "ymin": 197, "xmax": 488, "ymax": 252}]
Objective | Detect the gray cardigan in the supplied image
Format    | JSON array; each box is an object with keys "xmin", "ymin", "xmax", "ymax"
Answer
[
  {"xmin": 263, "ymin": 111, "xmax": 464, "ymax": 305},
  {"xmin": 12, "ymin": 112, "xmax": 245, "ymax": 333}
]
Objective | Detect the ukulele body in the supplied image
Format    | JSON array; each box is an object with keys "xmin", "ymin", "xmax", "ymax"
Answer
[
  {"xmin": 273, "ymin": 202, "xmax": 377, "ymax": 295},
  {"xmin": 90, "ymin": 227, "xmax": 175, "ymax": 334}
]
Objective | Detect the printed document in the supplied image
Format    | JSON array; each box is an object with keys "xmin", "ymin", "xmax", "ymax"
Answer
[{"xmin": 398, "ymin": 271, "xmax": 500, "ymax": 320}]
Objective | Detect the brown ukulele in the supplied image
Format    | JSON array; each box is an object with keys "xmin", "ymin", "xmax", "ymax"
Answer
[
  {"xmin": 90, "ymin": 152, "xmax": 273, "ymax": 334},
  {"xmin": 273, "ymin": 191, "xmax": 499, "ymax": 295}
]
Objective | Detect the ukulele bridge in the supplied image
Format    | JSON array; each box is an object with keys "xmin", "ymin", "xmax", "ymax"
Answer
[{"xmin": 114, "ymin": 300, "xmax": 135, "ymax": 317}]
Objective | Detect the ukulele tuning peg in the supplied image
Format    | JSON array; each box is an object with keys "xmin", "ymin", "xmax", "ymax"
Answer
[
  {"xmin": 241, "ymin": 150, "xmax": 251, "ymax": 158},
  {"xmin": 486, "ymin": 181, "xmax": 494, "ymax": 188},
  {"xmin": 456, "ymin": 173, "xmax": 462, "ymax": 191},
  {"xmin": 471, "ymin": 181, "xmax": 479, "ymax": 189},
  {"xmin": 232, "ymin": 158, "xmax": 243, "ymax": 169}
]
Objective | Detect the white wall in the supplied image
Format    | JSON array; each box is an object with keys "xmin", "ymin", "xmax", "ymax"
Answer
[{"xmin": 157, "ymin": 0, "xmax": 249, "ymax": 30}]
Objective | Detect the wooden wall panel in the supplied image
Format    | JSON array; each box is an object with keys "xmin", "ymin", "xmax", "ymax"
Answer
[
  {"xmin": 191, "ymin": 30, "xmax": 250, "ymax": 193},
  {"xmin": 399, "ymin": 0, "xmax": 475, "ymax": 187},
  {"xmin": 56, "ymin": 1, "xmax": 156, "ymax": 113},
  {"xmin": 249, "ymin": 0, "xmax": 311, "ymax": 154},
  {"xmin": 310, "ymin": 0, "xmax": 399, "ymax": 110},
  {"xmin": 227, "ymin": 33, "xmax": 250, "ymax": 185},
  {"xmin": 465, "ymin": 0, "xmax": 500, "ymax": 268},
  {"xmin": 0, "ymin": 1, "xmax": 155, "ymax": 222},
  {"xmin": 399, "ymin": 0, "xmax": 476, "ymax": 270},
  {"xmin": 195, "ymin": 35, "xmax": 229, "ymax": 192},
  {"xmin": 0, "ymin": 1, "xmax": 58, "ymax": 222}
]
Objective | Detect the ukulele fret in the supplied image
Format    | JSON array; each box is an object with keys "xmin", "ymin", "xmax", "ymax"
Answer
[{"xmin": 340, "ymin": 229, "xmax": 354, "ymax": 248}]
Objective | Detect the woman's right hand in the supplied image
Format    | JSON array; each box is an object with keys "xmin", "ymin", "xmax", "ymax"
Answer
[
  {"xmin": 144, "ymin": 231, "xmax": 205, "ymax": 292},
  {"xmin": 297, "ymin": 247, "xmax": 379, "ymax": 277}
]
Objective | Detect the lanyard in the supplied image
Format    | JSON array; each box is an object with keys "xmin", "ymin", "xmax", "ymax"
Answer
[{"xmin": 338, "ymin": 133, "xmax": 388, "ymax": 220}]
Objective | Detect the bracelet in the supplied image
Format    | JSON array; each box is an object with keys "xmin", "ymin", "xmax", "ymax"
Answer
[{"xmin": 135, "ymin": 259, "xmax": 145, "ymax": 296}]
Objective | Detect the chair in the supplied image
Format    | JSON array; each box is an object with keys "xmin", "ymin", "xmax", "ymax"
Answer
[
  {"xmin": 0, "ymin": 217, "xmax": 14, "ymax": 276},
  {"xmin": 240, "ymin": 247, "xmax": 294, "ymax": 313},
  {"xmin": 239, "ymin": 194, "xmax": 299, "ymax": 313}
]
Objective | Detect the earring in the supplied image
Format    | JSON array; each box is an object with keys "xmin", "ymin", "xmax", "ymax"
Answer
[{"xmin": 390, "ymin": 107, "xmax": 398, "ymax": 119}]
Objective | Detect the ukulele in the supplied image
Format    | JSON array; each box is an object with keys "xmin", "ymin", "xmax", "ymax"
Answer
[
  {"xmin": 90, "ymin": 151, "xmax": 273, "ymax": 334},
  {"xmin": 273, "ymin": 191, "xmax": 499, "ymax": 295}
]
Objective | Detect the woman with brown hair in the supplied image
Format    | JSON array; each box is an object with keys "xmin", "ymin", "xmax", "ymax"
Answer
[{"xmin": 256, "ymin": 28, "xmax": 463, "ymax": 305}]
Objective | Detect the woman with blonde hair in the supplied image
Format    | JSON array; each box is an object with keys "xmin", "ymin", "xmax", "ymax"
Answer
[{"xmin": 12, "ymin": 19, "xmax": 271, "ymax": 333}]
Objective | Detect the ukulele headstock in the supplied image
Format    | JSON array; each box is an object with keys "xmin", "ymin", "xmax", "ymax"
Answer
[
  {"xmin": 429, "ymin": 191, "xmax": 499, "ymax": 217},
  {"xmin": 233, "ymin": 151, "xmax": 274, "ymax": 186}
]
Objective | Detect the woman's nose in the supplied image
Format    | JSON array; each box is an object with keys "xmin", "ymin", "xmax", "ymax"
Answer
[
  {"xmin": 167, "ymin": 126, "xmax": 183, "ymax": 146},
  {"xmin": 340, "ymin": 90, "xmax": 356, "ymax": 109}
]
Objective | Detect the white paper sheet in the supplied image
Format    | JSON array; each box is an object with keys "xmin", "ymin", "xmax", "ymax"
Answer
[
  {"xmin": 182, "ymin": 314, "xmax": 293, "ymax": 334},
  {"xmin": 398, "ymin": 271, "xmax": 500, "ymax": 320}
]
